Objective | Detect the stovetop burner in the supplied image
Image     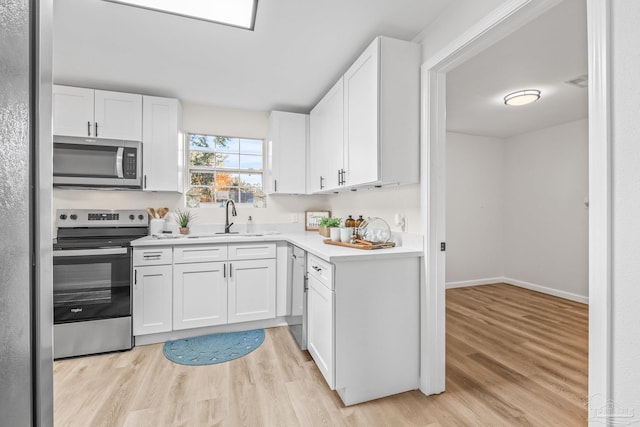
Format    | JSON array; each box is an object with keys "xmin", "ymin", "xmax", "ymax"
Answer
[{"xmin": 54, "ymin": 209, "xmax": 149, "ymax": 249}]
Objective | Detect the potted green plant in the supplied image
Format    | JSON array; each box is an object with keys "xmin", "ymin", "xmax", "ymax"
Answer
[
  {"xmin": 318, "ymin": 217, "xmax": 341, "ymax": 237},
  {"xmin": 175, "ymin": 209, "xmax": 194, "ymax": 234}
]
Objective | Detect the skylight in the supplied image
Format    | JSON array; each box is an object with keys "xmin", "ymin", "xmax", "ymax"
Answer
[{"xmin": 104, "ymin": 0, "xmax": 258, "ymax": 30}]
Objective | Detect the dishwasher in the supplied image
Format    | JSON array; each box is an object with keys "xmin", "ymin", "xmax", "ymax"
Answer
[{"xmin": 287, "ymin": 244, "xmax": 307, "ymax": 350}]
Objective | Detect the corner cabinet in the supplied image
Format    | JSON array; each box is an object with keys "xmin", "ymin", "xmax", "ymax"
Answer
[
  {"xmin": 142, "ymin": 96, "xmax": 184, "ymax": 192},
  {"xmin": 307, "ymin": 36, "xmax": 420, "ymax": 193},
  {"xmin": 267, "ymin": 111, "xmax": 308, "ymax": 194},
  {"xmin": 53, "ymin": 85, "xmax": 142, "ymax": 140},
  {"xmin": 342, "ymin": 36, "xmax": 420, "ymax": 188},
  {"xmin": 308, "ymin": 78, "xmax": 344, "ymax": 193}
]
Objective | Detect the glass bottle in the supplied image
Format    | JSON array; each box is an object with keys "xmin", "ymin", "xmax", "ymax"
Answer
[
  {"xmin": 345, "ymin": 215, "xmax": 356, "ymax": 228},
  {"xmin": 355, "ymin": 215, "xmax": 365, "ymax": 239}
]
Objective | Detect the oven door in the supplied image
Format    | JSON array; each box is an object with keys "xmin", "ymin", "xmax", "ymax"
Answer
[{"xmin": 53, "ymin": 247, "xmax": 132, "ymax": 323}]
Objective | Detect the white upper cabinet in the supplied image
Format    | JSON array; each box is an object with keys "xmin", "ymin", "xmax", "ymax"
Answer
[
  {"xmin": 52, "ymin": 86, "xmax": 94, "ymax": 137},
  {"xmin": 307, "ymin": 36, "xmax": 420, "ymax": 193},
  {"xmin": 308, "ymin": 78, "xmax": 344, "ymax": 193},
  {"xmin": 342, "ymin": 36, "xmax": 420, "ymax": 188},
  {"xmin": 94, "ymin": 90, "xmax": 142, "ymax": 140},
  {"xmin": 53, "ymin": 85, "xmax": 142, "ymax": 140},
  {"xmin": 267, "ymin": 111, "xmax": 308, "ymax": 194},
  {"xmin": 142, "ymin": 96, "xmax": 184, "ymax": 192}
]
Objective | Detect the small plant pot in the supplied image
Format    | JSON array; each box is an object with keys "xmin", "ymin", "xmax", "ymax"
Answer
[
  {"xmin": 179, "ymin": 227, "xmax": 190, "ymax": 235},
  {"xmin": 318, "ymin": 226, "xmax": 330, "ymax": 237}
]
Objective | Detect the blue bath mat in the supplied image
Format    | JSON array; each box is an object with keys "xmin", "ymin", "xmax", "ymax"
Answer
[{"xmin": 162, "ymin": 329, "xmax": 265, "ymax": 366}]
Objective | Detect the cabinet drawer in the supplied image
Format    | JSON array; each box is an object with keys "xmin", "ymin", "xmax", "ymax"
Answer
[
  {"xmin": 307, "ymin": 254, "xmax": 333, "ymax": 289},
  {"xmin": 174, "ymin": 245, "xmax": 227, "ymax": 264},
  {"xmin": 133, "ymin": 247, "xmax": 172, "ymax": 266},
  {"xmin": 228, "ymin": 243, "xmax": 276, "ymax": 260}
]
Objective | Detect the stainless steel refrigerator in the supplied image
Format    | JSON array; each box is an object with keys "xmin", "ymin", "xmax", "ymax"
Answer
[{"xmin": 0, "ymin": 0, "xmax": 54, "ymax": 425}]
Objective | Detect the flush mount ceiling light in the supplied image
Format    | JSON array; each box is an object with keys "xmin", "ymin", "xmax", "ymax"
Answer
[
  {"xmin": 103, "ymin": 0, "xmax": 258, "ymax": 30},
  {"xmin": 503, "ymin": 89, "xmax": 541, "ymax": 106}
]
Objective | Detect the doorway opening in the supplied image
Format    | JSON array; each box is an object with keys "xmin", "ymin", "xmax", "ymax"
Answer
[{"xmin": 420, "ymin": 0, "xmax": 611, "ymax": 416}]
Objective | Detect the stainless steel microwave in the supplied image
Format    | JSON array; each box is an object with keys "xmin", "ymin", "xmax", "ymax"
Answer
[{"xmin": 53, "ymin": 135, "xmax": 142, "ymax": 189}]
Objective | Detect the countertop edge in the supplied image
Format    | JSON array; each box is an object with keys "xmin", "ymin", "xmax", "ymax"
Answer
[{"xmin": 131, "ymin": 232, "xmax": 424, "ymax": 262}]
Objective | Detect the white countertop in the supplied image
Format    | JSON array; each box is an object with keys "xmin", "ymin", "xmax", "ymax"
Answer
[{"xmin": 131, "ymin": 231, "xmax": 423, "ymax": 263}]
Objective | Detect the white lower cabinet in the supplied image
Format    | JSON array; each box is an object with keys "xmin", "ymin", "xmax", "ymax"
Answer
[
  {"xmin": 228, "ymin": 259, "xmax": 276, "ymax": 323},
  {"xmin": 173, "ymin": 261, "xmax": 227, "ymax": 330},
  {"xmin": 307, "ymin": 273, "xmax": 334, "ymax": 388},
  {"xmin": 133, "ymin": 243, "xmax": 276, "ymax": 338},
  {"xmin": 133, "ymin": 265, "xmax": 173, "ymax": 335},
  {"xmin": 306, "ymin": 254, "xmax": 420, "ymax": 406}
]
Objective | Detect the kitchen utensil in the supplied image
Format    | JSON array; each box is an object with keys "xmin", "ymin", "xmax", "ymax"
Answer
[
  {"xmin": 147, "ymin": 207, "xmax": 156, "ymax": 219},
  {"xmin": 156, "ymin": 207, "xmax": 169, "ymax": 219}
]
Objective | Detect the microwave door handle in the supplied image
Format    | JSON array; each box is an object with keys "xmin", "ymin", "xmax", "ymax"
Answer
[{"xmin": 116, "ymin": 147, "xmax": 124, "ymax": 178}]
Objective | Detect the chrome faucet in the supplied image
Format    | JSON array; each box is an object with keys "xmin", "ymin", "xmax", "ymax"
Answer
[{"xmin": 224, "ymin": 199, "xmax": 237, "ymax": 233}]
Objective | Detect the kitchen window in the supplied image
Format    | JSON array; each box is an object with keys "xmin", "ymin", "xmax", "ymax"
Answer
[{"xmin": 186, "ymin": 133, "xmax": 264, "ymax": 206}]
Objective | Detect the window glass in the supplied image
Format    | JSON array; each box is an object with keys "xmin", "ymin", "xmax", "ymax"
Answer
[{"xmin": 187, "ymin": 134, "xmax": 264, "ymax": 205}]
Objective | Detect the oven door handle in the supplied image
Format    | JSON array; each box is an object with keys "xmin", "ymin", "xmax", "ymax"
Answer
[
  {"xmin": 116, "ymin": 147, "xmax": 124, "ymax": 178},
  {"xmin": 53, "ymin": 247, "xmax": 129, "ymax": 257}
]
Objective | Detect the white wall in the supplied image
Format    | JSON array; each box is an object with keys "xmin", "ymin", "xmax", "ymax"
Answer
[
  {"xmin": 611, "ymin": 0, "xmax": 640, "ymax": 416},
  {"xmin": 446, "ymin": 132, "xmax": 504, "ymax": 285},
  {"xmin": 445, "ymin": 120, "xmax": 589, "ymax": 302},
  {"xmin": 415, "ymin": 0, "xmax": 507, "ymax": 60},
  {"xmin": 327, "ymin": 184, "xmax": 421, "ymax": 233},
  {"xmin": 503, "ymin": 119, "xmax": 588, "ymax": 300}
]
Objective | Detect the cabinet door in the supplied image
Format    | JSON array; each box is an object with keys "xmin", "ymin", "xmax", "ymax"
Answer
[
  {"xmin": 307, "ymin": 274, "xmax": 335, "ymax": 388},
  {"xmin": 52, "ymin": 85, "xmax": 94, "ymax": 137},
  {"xmin": 227, "ymin": 259, "xmax": 276, "ymax": 323},
  {"xmin": 133, "ymin": 265, "xmax": 172, "ymax": 335},
  {"xmin": 173, "ymin": 262, "xmax": 227, "ymax": 330},
  {"xmin": 268, "ymin": 111, "xmax": 307, "ymax": 194},
  {"xmin": 94, "ymin": 90, "xmax": 142, "ymax": 140},
  {"xmin": 308, "ymin": 78, "xmax": 344, "ymax": 192},
  {"xmin": 142, "ymin": 96, "xmax": 183, "ymax": 192},
  {"xmin": 308, "ymin": 102, "xmax": 325, "ymax": 193},
  {"xmin": 344, "ymin": 39, "xmax": 379, "ymax": 186}
]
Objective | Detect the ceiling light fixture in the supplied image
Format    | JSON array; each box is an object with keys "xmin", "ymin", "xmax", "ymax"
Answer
[
  {"xmin": 103, "ymin": 0, "xmax": 258, "ymax": 30},
  {"xmin": 503, "ymin": 89, "xmax": 541, "ymax": 106}
]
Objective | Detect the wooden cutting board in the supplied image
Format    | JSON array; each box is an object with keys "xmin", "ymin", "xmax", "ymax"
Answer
[{"xmin": 322, "ymin": 239, "xmax": 396, "ymax": 250}]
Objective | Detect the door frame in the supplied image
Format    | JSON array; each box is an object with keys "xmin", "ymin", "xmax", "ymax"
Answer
[{"xmin": 419, "ymin": 0, "xmax": 611, "ymax": 412}]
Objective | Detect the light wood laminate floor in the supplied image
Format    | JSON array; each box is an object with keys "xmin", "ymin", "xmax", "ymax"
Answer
[{"xmin": 54, "ymin": 283, "xmax": 588, "ymax": 426}]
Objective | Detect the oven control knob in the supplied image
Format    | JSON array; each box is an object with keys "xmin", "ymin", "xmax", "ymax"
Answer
[
  {"xmin": 70, "ymin": 214, "xmax": 77, "ymax": 220},
  {"xmin": 59, "ymin": 214, "xmax": 67, "ymax": 220},
  {"xmin": 138, "ymin": 214, "xmax": 144, "ymax": 220},
  {"xmin": 129, "ymin": 214, "xmax": 135, "ymax": 220}
]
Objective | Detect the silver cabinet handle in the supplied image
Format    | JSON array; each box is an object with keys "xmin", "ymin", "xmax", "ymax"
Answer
[
  {"xmin": 274, "ymin": 179, "xmax": 278, "ymax": 192},
  {"xmin": 87, "ymin": 121, "xmax": 91, "ymax": 136},
  {"xmin": 95, "ymin": 122, "xmax": 99, "ymax": 137},
  {"xmin": 320, "ymin": 176, "xmax": 325, "ymax": 189},
  {"xmin": 223, "ymin": 264, "xmax": 226, "ymax": 278},
  {"xmin": 230, "ymin": 263, "xmax": 233, "ymax": 278},
  {"xmin": 143, "ymin": 253, "xmax": 162, "ymax": 260}
]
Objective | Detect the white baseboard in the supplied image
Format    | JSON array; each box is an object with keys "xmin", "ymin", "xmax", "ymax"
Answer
[
  {"xmin": 502, "ymin": 277, "xmax": 589, "ymax": 304},
  {"xmin": 446, "ymin": 277, "xmax": 504, "ymax": 289},
  {"xmin": 446, "ymin": 276, "xmax": 589, "ymax": 304}
]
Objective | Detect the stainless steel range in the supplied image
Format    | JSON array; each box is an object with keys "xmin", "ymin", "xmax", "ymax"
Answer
[{"xmin": 53, "ymin": 209, "xmax": 148, "ymax": 359}]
